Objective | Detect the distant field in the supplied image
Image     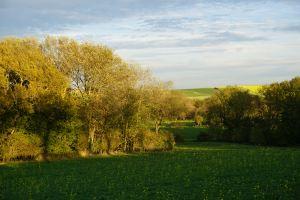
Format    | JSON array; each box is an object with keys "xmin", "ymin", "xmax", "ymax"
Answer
[
  {"xmin": 162, "ymin": 121, "xmax": 206, "ymax": 142},
  {"xmin": 178, "ymin": 85, "xmax": 262, "ymax": 100},
  {"xmin": 177, "ymin": 88, "xmax": 216, "ymax": 100},
  {"xmin": 236, "ymin": 85, "xmax": 262, "ymax": 94}
]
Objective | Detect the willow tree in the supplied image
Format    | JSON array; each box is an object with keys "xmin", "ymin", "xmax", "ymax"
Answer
[
  {"xmin": 42, "ymin": 37, "xmax": 153, "ymax": 151},
  {"xmin": 0, "ymin": 38, "xmax": 68, "ymax": 134}
]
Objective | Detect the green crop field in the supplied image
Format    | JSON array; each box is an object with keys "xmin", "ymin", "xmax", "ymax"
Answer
[
  {"xmin": 162, "ymin": 121, "xmax": 206, "ymax": 142},
  {"xmin": 1, "ymin": 123, "xmax": 299, "ymax": 200},
  {"xmin": 177, "ymin": 88, "xmax": 216, "ymax": 100},
  {"xmin": 178, "ymin": 85, "xmax": 262, "ymax": 100}
]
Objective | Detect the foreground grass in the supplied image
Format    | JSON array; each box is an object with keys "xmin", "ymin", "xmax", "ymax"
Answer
[{"xmin": 1, "ymin": 142, "xmax": 299, "ymax": 199}]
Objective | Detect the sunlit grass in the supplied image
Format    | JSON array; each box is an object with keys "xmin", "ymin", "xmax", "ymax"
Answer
[{"xmin": 177, "ymin": 85, "xmax": 262, "ymax": 99}]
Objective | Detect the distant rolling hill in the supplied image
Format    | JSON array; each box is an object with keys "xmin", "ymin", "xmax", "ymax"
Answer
[
  {"xmin": 178, "ymin": 85, "xmax": 262, "ymax": 100},
  {"xmin": 178, "ymin": 88, "xmax": 215, "ymax": 100}
]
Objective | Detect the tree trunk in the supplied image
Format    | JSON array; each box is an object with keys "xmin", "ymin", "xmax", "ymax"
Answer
[
  {"xmin": 123, "ymin": 122, "xmax": 129, "ymax": 152},
  {"xmin": 155, "ymin": 121, "xmax": 160, "ymax": 134},
  {"xmin": 88, "ymin": 125, "xmax": 96, "ymax": 152},
  {"xmin": 105, "ymin": 133, "xmax": 111, "ymax": 154}
]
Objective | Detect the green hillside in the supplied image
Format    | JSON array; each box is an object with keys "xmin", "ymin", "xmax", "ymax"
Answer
[
  {"xmin": 178, "ymin": 88, "xmax": 216, "ymax": 100},
  {"xmin": 178, "ymin": 85, "xmax": 262, "ymax": 100}
]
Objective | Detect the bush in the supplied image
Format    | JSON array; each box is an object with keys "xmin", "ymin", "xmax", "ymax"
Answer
[
  {"xmin": 164, "ymin": 132, "xmax": 175, "ymax": 150},
  {"xmin": 206, "ymin": 127, "xmax": 226, "ymax": 141},
  {"xmin": 250, "ymin": 128, "xmax": 268, "ymax": 145},
  {"xmin": 76, "ymin": 133, "xmax": 89, "ymax": 156},
  {"xmin": 92, "ymin": 130, "xmax": 122, "ymax": 154},
  {"xmin": 0, "ymin": 132, "xmax": 43, "ymax": 161},
  {"xmin": 170, "ymin": 121, "xmax": 185, "ymax": 128},
  {"xmin": 105, "ymin": 130, "xmax": 122, "ymax": 152},
  {"xmin": 202, "ymin": 77, "xmax": 300, "ymax": 146},
  {"xmin": 140, "ymin": 131, "xmax": 175, "ymax": 151},
  {"xmin": 46, "ymin": 131, "xmax": 76, "ymax": 154},
  {"xmin": 194, "ymin": 115, "xmax": 203, "ymax": 126},
  {"xmin": 196, "ymin": 132, "xmax": 211, "ymax": 142},
  {"xmin": 174, "ymin": 133, "xmax": 185, "ymax": 143},
  {"xmin": 230, "ymin": 127, "xmax": 251, "ymax": 143}
]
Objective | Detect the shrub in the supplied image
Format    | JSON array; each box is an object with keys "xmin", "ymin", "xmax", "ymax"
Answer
[
  {"xmin": 141, "ymin": 131, "xmax": 175, "ymax": 151},
  {"xmin": 207, "ymin": 127, "xmax": 226, "ymax": 141},
  {"xmin": 174, "ymin": 133, "xmax": 185, "ymax": 143},
  {"xmin": 0, "ymin": 132, "xmax": 43, "ymax": 161},
  {"xmin": 250, "ymin": 128, "xmax": 268, "ymax": 145},
  {"xmin": 164, "ymin": 132, "xmax": 176, "ymax": 150},
  {"xmin": 92, "ymin": 137, "xmax": 104, "ymax": 154},
  {"xmin": 105, "ymin": 130, "xmax": 122, "ymax": 152},
  {"xmin": 202, "ymin": 77, "xmax": 300, "ymax": 146},
  {"xmin": 196, "ymin": 132, "xmax": 211, "ymax": 142},
  {"xmin": 92, "ymin": 130, "xmax": 122, "ymax": 154},
  {"xmin": 230, "ymin": 127, "xmax": 251, "ymax": 143},
  {"xmin": 76, "ymin": 133, "xmax": 89, "ymax": 156},
  {"xmin": 170, "ymin": 121, "xmax": 185, "ymax": 128},
  {"xmin": 46, "ymin": 131, "xmax": 76, "ymax": 154},
  {"xmin": 194, "ymin": 115, "xmax": 203, "ymax": 126}
]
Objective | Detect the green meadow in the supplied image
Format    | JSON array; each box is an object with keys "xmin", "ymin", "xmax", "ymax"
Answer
[
  {"xmin": 162, "ymin": 121, "xmax": 206, "ymax": 142},
  {"xmin": 1, "ymin": 123, "xmax": 299, "ymax": 200},
  {"xmin": 178, "ymin": 85, "xmax": 262, "ymax": 99},
  {"xmin": 177, "ymin": 88, "xmax": 216, "ymax": 100}
]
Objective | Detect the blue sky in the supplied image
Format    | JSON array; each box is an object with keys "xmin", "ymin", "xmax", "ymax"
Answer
[{"xmin": 1, "ymin": 0, "xmax": 300, "ymax": 88}]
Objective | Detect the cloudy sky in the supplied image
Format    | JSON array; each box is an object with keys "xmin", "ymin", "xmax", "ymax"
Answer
[{"xmin": 1, "ymin": 0, "xmax": 300, "ymax": 88}]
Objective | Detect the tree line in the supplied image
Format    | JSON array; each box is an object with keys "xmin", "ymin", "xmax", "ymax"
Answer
[
  {"xmin": 0, "ymin": 37, "xmax": 298, "ymax": 161},
  {"xmin": 0, "ymin": 37, "xmax": 191, "ymax": 161},
  {"xmin": 196, "ymin": 77, "xmax": 300, "ymax": 146}
]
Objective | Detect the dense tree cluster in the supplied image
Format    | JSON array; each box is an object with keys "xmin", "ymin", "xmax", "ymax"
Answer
[
  {"xmin": 0, "ymin": 37, "xmax": 190, "ymax": 161},
  {"xmin": 201, "ymin": 77, "xmax": 300, "ymax": 146}
]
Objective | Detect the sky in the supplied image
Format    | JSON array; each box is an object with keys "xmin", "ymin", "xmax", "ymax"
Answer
[{"xmin": 1, "ymin": 0, "xmax": 300, "ymax": 88}]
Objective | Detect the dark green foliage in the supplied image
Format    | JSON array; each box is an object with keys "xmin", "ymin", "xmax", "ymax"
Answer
[
  {"xmin": 91, "ymin": 130, "xmax": 122, "ymax": 154},
  {"xmin": 132, "ymin": 131, "xmax": 175, "ymax": 151},
  {"xmin": 196, "ymin": 132, "xmax": 211, "ymax": 142},
  {"xmin": 204, "ymin": 87, "xmax": 259, "ymax": 143},
  {"xmin": 258, "ymin": 77, "xmax": 300, "ymax": 145},
  {"xmin": 250, "ymin": 128, "xmax": 269, "ymax": 145},
  {"xmin": 0, "ymin": 143, "xmax": 299, "ymax": 199},
  {"xmin": 207, "ymin": 126, "xmax": 227, "ymax": 141},
  {"xmin": 46, "ymin": 131, "xmax": 77, "ymax": 154},
  {"xmin": 0, "ymin": 82, "xmax": 33, "ymax": 133},
  {"xmin": 162, "ymin": 121, "xmax": 206, "ymax": 142},
  {"xmin": 31, "ymin": 92, "xmax": 79, "ymax": 137},
  {"xmin": 7, "ymin": 70, "xmax": 22, "ymax": 89},
  {"xmin": 174, "ymin": 133, "xmax": 185, "ymax": 143},
  {"xmin": 75, "ymin": 133, "xmax": 89, "ymax": 152},
  {"xmin": 202, "ymin": 77, "xmax": 300, "ymax": 146}
]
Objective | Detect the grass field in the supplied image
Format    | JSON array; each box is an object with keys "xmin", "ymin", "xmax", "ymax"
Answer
[
  {"xmin": 178, "ymin": 85, "xmax": 262, "ymax": 100},
  {"xmin": 177, "ymin": 88, "xmax": 216, "ymax": 100},
  {"xmin": 1, "ymin": 123, "xmax": 299, "ymax": 200},
  {"xmin": 162, "ymin": 121, "xmax": 206, "ymax": 142}
]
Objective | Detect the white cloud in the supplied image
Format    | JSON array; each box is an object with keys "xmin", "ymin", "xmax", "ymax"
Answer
[{"xmin": 0, "ymin": 0, "xmax": 300, "ymax": 88}]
